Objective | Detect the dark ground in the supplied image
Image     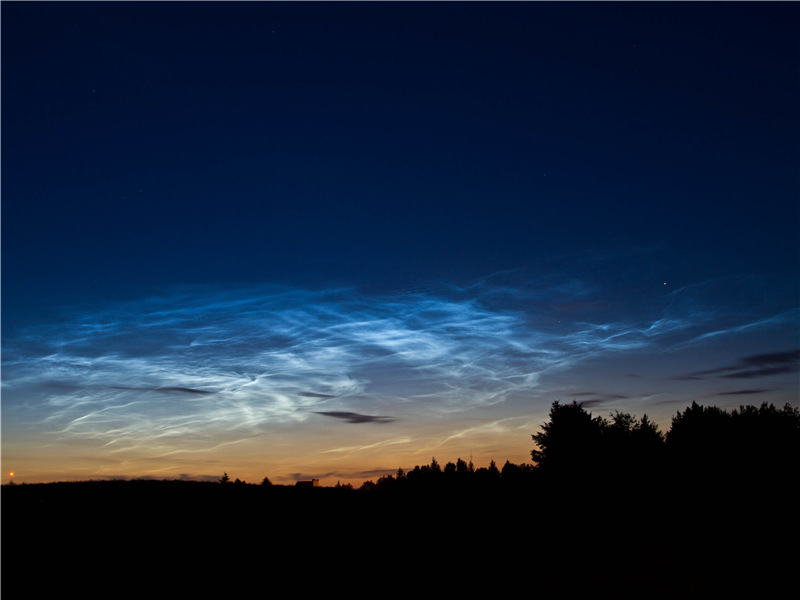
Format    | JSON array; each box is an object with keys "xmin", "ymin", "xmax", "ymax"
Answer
[{"xmin": 2, "ymin": 477, "xmax": 795, "ymax": 598}]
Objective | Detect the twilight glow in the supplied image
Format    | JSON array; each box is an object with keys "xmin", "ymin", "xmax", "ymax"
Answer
[{"xmin": 3, "ymin": 259, "xmax": 797, "ymax": 485}]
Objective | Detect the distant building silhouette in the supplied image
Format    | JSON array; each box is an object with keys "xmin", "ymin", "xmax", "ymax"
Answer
[{"xmin": 295, "ymin": 479, "xmax": 319, "ymax": 487}]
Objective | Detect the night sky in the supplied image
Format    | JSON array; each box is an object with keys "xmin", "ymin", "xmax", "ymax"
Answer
[{"xmin": 2, "ymin": 2, "xmax": 798, "ymax": 486}]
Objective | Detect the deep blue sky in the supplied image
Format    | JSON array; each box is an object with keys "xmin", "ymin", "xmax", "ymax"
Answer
[{"xmin": 2, "ymin": 2, "xmax": 798, "ymax": 484}]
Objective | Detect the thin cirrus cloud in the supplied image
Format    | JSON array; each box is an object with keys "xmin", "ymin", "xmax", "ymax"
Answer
[
  {"xmin": 681, "ymin": 350, "xmax": 800, "ymax": 381},
  {"xmin": 315, "ymin": 411, "xmax": 396, "ymax": 424},
  {"xmin": 1, "ymin": 268, "xmax": 793, "ymax": 457}
]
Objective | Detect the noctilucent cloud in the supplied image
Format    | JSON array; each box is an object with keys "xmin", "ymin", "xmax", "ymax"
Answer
[{"xmin": 2, "ymin": 2, "xmax": 798, "ymax": 485}]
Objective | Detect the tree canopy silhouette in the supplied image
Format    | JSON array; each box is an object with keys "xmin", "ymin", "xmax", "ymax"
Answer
[
  {"xmin": 531, "ymin": 400, "xmax": 606, "ymax": 474},
  {"xmin": 666, "ymin": 400, "xmax": 800, "ymax": 485},
  {"xmin": 530, "ymin": 399, "xmax": 798, "ymax": 490},
  {"xmin": 530, "ymin": 400, "xmax": 665, "ymax": 481}
]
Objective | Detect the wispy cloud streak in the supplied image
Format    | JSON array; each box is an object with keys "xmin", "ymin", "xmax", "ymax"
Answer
[
  {"xmin": 315, "ymin": 411, "xmax": 396, "ymax": 424},
  {"xmin": 2, "ymin": 268, "xmax": 794, "ymax": 454},
  {"xmin": 682, "ymin": 350, "xmax": 800, "ymax": 381}
]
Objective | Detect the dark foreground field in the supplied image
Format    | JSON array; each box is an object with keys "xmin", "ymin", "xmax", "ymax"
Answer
[{"xmin": 2, "ymin": 476, "xmax": 795, "ymax": 598}]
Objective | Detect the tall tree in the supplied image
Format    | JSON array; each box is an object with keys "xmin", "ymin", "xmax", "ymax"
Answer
[{"xmin": 531, "ymin": 401, "xmax": 605, "ymax": 474}]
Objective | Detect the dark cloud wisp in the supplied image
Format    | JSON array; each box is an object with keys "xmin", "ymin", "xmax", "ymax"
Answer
[
  {"xmin": 682, "ymin": 350, "xmax": 800, "ymax": 381},
  {"xmin": 315, "ymin": 411, "xmax": 396, "ymax": 425}
]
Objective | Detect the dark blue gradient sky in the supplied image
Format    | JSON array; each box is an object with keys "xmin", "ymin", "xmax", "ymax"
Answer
[{"xmin": 2, "ymin": 2, "xmax": 798, "ymax": 485}]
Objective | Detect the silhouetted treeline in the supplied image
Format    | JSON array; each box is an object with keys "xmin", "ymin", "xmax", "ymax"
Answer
[
  {"xmin": 341, "ymin": 400, "xmax": 798, "ymax": 597},
  {"xmin": 3, "ymin": 400, "xmax": 797, "ymax": 598},
  {"xmin": 357, "ymin": 400, "xmax": 799, "ymax": 496},
  {"xmin": 357, "ymin": 457, "xmax": 538, "ymax": 493}
]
